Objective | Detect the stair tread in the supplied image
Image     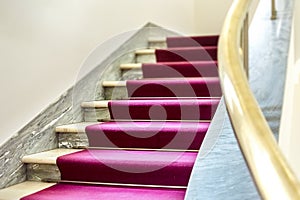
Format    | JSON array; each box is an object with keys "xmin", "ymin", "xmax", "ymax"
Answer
[
  {"xmin": 167, "ymin": 35, "xmax": 219, "ymax": 48},
  {"xmin": 57, "ymin": 149, "xmax": 197, "ymax": 186},
  {"xmin": 135, "ymin": 49, "xmax": 156, "ymax": 55},
  {"xmin": 56, "ymin": 122, "xmax": 96, "ymax": 133},
  {"xmin": 20, "ymin": 182, "xmax": 186, "ymax": 200},
  {"xmin": 120, "ymin": 63, "xmax": 142, "ymax": 70},
  {"xmin": 81, "ymin": 101, "xmax": 109, "ymax": 108},
  {"xmin": 102, "ymin": 81, "xmax": 126, "ymax": 87},
  {"xmin": 60, "ymin": 149, "xmax": 197, "ymax": 163},
  {"xmin": 86, "ymin": 121, "xmax": 209, "ymax": 150},
  {"xmin": 22, "ymin": 149, "xmax": 83, "ymax": 165},
  {"xmin": 108, "ymin": 99, "xmax": 219, "ymax": 121},
  {"xmin": 127, "ymin": 77, "xmax": 221, "ymax": 98},
  {"xmin": 148, "ymin": 37, "xmax": 166, "ymax": 43},
  {"xmin": 0, "ymin": 181, "xmax": 55, "ymax": 200}
]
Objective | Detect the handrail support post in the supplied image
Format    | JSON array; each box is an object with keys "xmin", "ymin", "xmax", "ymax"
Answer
[
  {"xmin": 241, "ymin": 13, "xmax": 249, "ymax": 78},
  {"xmin": 271, "ymin": 0, "xmax": 277, "ymax": 20}
]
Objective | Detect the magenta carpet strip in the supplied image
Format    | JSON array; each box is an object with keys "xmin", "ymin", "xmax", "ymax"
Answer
[
  {"xmin": 142, "ymin": 61, "xmax": 218, "ymax": 78},
  {"xmin": 108, "ymin": 99, "xmax": 220, "ymax": 121},
  {"xmin": 21, "ymin": 183, "xmax": 186, "ymax": 200},
  {"xmin": 57, "ymin": 149, "xmax": 197, "ymax": 186},
  {"xmin": 167, "ymin": 35, "xmax": 219, "ymax": 48},
  {"xmin": 127, "ymin": 78, "xmax": 221, "ymax": 98},
  {"xmin": 86, "ymin": 121, "xmax": 209, "ymax": 150},
  {"xmin": 155, "ymin": 46, "xmax": 217, "ymax": 62}
]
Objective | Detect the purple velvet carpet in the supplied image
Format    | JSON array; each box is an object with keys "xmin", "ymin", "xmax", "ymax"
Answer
[
  {"xmin": 166, "ymin": 35, "xmax": 219, "ymax": 48},
  {"xmin": 22, "ymin": 35, "xmax": 220, "ymax": 199},
  {"xmin": 127, "ymin": 78, "xmax": 221, "ymax": 97},
  {"xmin": 155, "ymin": 46, "xmax": 218, "ymax": 62},
  {"xmin": 142, "ymin": 61, "xmax": 218, "ymax": 78},
  {"xmin": 108, "ymin": 98, "xmax": 220, "ymax": 120},
  {"xmin": 57, "ymin": 149, "xmax": 197, "ymax": 186},
  {"xmin": 21, "ymin": 183, "xmax": 186, "ymax": 200},
  {"xmin": 87, "ymin": 121, "xmax": 209, "ymax": 150}
]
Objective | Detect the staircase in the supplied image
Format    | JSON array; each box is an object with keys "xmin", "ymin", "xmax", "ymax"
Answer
[{"xmin": 0, "ymin": 35, "xmax": 221, "ymax": 199}]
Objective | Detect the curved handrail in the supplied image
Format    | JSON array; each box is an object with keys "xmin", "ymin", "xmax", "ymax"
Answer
[{"xmin": 218, "ymin": 0, "xmax": 300, "ymax": 199}]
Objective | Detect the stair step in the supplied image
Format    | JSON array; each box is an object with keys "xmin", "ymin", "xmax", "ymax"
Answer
[
  {"xmin": 120, "ymin": 63, "xmax": 142, "ymax": 70},
  {"xmin": 22, "ymin": 149, "xmax": 83, "ymax": 182},
  {"xmin": 120, "ymin": 63, "xmax": 143, "ymax": 81},
  {"xmin": 135, "ymin": 49, "xmax": 156, "ymax": 63},
  {"xmin": 127, "ymin": 77, "xmax": 222, "ymax": 98},
  {"xmin": 20, "ymin": 148, "xmax": 197, "ymax": 186},
  {"xmin": 148, "ymin": 37, "xmax": 166, "ymax": 43},
  {"xmin": 108, "ymin": 98, "xmax": 219, "ymax": 121},
  {"xmin": 135, "ymin": 49, "xmax": 155, "ymax": 55},
  {"xmin": 56, "ymin": 123, "xmax": 98, "ymax": 149},
  {"xmin": 86, "ymin": 121, "xmax": 210, "ymax": 150},
  {"xmin": 148, "ymin": 37, "xmax": 167, "ymax": 49},
  {"xmin": 142, "ymin": 61, "xmax": 218, "ymax": 78},
  {"xmin": 156, "ymin": 46, "xmax": 218, "ymax": 62},
  {"xmin": 0, "ymin": 181, "xmax": 55, "ymax": 200},
  {"xmin": 166, "ymin": 35, "xmax": 219, "ymax": 48},
  {"xmin": 81, "ymin": 101, "xmax": 109, "ymax": 109},
  {"xmin": 102, "ymin": 81, "xmax": 128, "ymax": 100},
  {"xmin": 81, "ymin": 101, "xmax": 110, "ymax": 122},
  {"xmin": 20, "ymin": 182, "xmax": 186, "ymax": 200},
  {"xmin": 57, "ymin": 149, "xmax": 197, "ymax": 186},
  {"xmin": 81, "ymin": 98, "xmax": 219, "ymax": 122},
  {"xmin": 102, "ymin": 81, "xmax": 127, "ymax": 87},
  {"xmin": 56, "ymin": 122, "xmax": 96, "ymax": 133},
  {"xmin": 22, "ymin": 149, "xmax": 83, "ymax": 165}
]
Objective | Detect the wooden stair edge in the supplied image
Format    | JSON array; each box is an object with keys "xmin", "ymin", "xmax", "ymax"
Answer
[
  {"xmin": 135, "ymin": 49, "xmax": 155, "ymax": 55},
  {"xmin": 0, "ymin": 181, "xmax": 55, "ymax": 200},
  {"xmin": 102, "ymin": 81, "xmax": 126, "ymax": 87},
  {"xmin": 120, "ymin": 63, "xmax": 142, "ymax": 70},
  {"xmin": 21, "ymin": 149, "xmax": 83, "ymax": 165},
  {"xmin": 55, "ymin": 122, "xmax": 97, "ymax": 133},
  {"xmin": 81, "ymin": 101, "xmax": 109, "ymax": 108},
  {"xmin": 148, "ymin": 37, "xmax": 166, "ymax": 43}
]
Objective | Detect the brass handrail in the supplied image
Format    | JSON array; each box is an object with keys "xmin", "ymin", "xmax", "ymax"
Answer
[{"xmin": 218, "ymin": 0, "xmax": 300, "ymax": 199}]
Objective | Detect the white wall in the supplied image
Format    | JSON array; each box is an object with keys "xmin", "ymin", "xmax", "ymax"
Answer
[
  {"xmin": 194, "ymin": 0, "xmax": 233, "ymax": 34},
  {"xmin": 279, "ymin": 0, "xmax": 300, "ymax": 179},
  {"xmin": 0, "ymin": 0, "xmax": 232, "ymax": 145}
]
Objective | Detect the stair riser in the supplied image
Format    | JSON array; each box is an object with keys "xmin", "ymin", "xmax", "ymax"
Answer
[
  {"xmin": 26, "ymin": 164, "xmax": 60, "ymax": 182},
  {"xmin": 83, "ymin": 108, "xmax": 110, "ymax": 122},
  {"xmin": 58, "ymin": 133, "xmax": 88, "ymax": 149},
  {"xmin": 148, "ymin": 41, "xmax": 167, "ymax": 49},
  {"xmin": 121, "ymin": 69, "xmax": 143, "ymax": 81},
  {"xmin": 136, "ymin": 54, "xmax": 156, "ymax": 63},
  {"xmin": 104, "ymin": 86, "xmax": 128, "ymax": 100}
]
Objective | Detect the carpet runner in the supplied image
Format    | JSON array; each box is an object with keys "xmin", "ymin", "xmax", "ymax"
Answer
[
  {"xmin": 57, "ymin": 149, "xmax": 197, "ymax": 186},
  {"xmin": 166, "ymin": 35, "xmax": 219, "ymax": 47},
  {"xmin": 108, "ymin": 98, "xmax": 220, "ymax": 121},
  {"xmin": 21, "ymin": 34, "xmax": 221, "ymax": 200},
  {"xmin": 155, "ymin": 46, "xmax": 218, "ymax": 62},
  {"xmin": 21, "ymin": 183, "xmax": 186, "ymax": 200},
  {"xmin": 142, "ymin": 61, "xmax": 218, "ymax": 78},
  {"xmin": 127, "ymin": 78, "xmax": 221, "ymax": 98},
  {"xmin": 87, "ymin": 122, "xmax": 209, "ymax": 150}
]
